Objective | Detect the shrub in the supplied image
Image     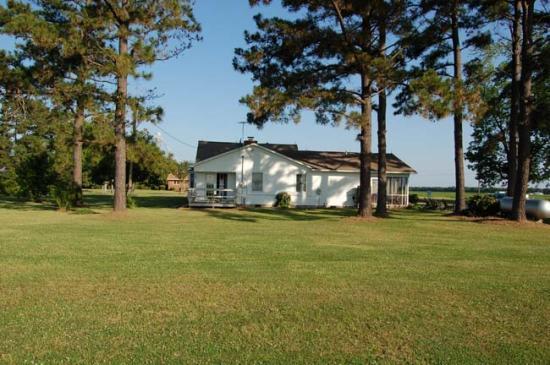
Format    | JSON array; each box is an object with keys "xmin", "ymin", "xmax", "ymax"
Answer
[
  {"xmin": 467, "ymin": 194, "xmax": 500, "ymax": 217},
  {"xmin": 275, "ymin": 192, "xmax": 291, "ymax": 208},
  {"xmin": 0, "ymin": 169, "xmax": 20, "ymax": 196},
  {"xmin": 409, "ymin": 193, "xmax": 420, "ymax": 205},
  {"xmin": 424, "ymin": 199, "xmax": 443, "ymax": 210},
  {"xmin": 49, "ymin": 184, "xmax": 76, "ymax": 211},
  {"xmin": 127, "ymin": 194, "xmax": 137, "ymax": 209}
]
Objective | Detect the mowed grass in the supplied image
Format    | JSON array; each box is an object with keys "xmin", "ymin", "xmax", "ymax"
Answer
[
  {"xmin": 410, "ymin": 190, "xmax": 550, "ymax": 201},
  {"xmin": 0, "ymin": 190, "xmax": 549, "ymax": 364}
]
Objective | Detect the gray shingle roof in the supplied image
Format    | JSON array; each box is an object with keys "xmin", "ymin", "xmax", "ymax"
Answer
[
  {"xmin": 277, "ymin": 150, "xmax": 416, "ymax": 173},
  {"xmin": 195, "ymin": 141, "xmax": 297, "ymax": 162},
  {"xmin": 194, "ymin": 141, "xmax": 415, "ymax": 173}
]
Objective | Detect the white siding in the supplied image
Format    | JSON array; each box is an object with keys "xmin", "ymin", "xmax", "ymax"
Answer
[
  {"xmin": 310, "ymin": 171, "xmax": 359, "ymax": 207},
  {"xmin": 193, "ymin": 144, "xmax": 411, "ymax": 207},
  {"xmin": 194, "ymin": 145, "xmax": 310, "ymax": 206}
]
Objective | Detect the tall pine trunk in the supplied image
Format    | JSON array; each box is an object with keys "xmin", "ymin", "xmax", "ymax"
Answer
[
  {"xmin": 376, "ymin": 89, "xmax": 388, "ymax": 216},
  {"xmin": 358, "ymin": 72, "xmax": 373, "ymax": 218},
  {"xmin": 72, "ymin": 97, "xmax": 85, "ymax": 206},
  {"xmin": 113, "ymin": 27, "xmax": 128, "ymax": 212},
  {"xmin": 376, "ymin": 20, "xmax": 387, "ymax": 217},
  {"xmin": 507, "ymin": 0, "xmax": 522, "ymax": 197},
  {"xmin": 512, "ymin": 0, "xmax": 534, "ymax": 222},
  {"xmin": 451, "ymin": 2, "xmax": 466, "ymax": 214}
]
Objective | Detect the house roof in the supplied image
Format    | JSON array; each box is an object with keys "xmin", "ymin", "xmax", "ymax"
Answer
[
  {"xmin": 278, "ymin": 150, "xmax": 416, "ymax": 173},
  {"xmin": 195, "ymin": 140, "xmax": 298, "ymax": 162},
  {"xmin": 194, "ymin": 140, "xmax": 416, "ymax": 173},
  {"xmin": 167, "ymin": 173, "xmax": 182, "ymax": 181}
]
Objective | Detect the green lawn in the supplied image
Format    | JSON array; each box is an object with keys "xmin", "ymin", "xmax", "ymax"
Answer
[
  {"xmin": 410, "ymin": 190, "xmax": 550, "ymax": 201},
  {"xmin": 1, "ymin": 190, "xmax": 549, "ymax": 364},
  {"xmin": 410, "ymin": 190, "xmax": 474, "ymax": 200}
]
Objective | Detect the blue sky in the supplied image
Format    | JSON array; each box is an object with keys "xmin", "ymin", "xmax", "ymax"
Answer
[{"xmin": 2, "ymin": 0, "xmax": 479, "ymax": 187}]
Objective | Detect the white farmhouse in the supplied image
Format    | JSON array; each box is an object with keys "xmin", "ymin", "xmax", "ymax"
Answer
[{"xmin": 189, "ymin": 138, "xmax": 415, "ymax": 208}]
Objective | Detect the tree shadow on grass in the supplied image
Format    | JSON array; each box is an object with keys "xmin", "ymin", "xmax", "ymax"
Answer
[
  {"xmin": 204, "ymin": 207, "xmax": 356, "ymax": 222},
  {"xmin": 82, "ymin": 193, "xmax": 113, "ymax": 209},
  {"xmin": 0, "ymin": 192, "xmax": 187, "ymax": 213},
  {"xmin": 383, "ymin": 209, "xmax": 494, "ymax": 224},
  {"xmin": 133, "ymin": 195, "xmax": 188, "ymax": 209},
  {"xmin": 84, "ymin": 193, "xmax": 187, "ymax": 210},
  {"xmin": 0, "ymin": 195, "xmax": 57, "ymax": 211}
]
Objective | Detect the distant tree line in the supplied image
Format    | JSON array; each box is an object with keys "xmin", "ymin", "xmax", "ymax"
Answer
[
  {"xmin": 0, "ymin": 1, "xmax": 200, "ymax": 209},
  {"xmin": 235, "ymin": 0, "xmax": 548, "ymax": 222}
]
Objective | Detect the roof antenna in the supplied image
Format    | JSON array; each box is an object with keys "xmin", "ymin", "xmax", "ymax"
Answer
[{"xmin": 238, "ymin": 121, "xmax": 246, "ymax": 144}]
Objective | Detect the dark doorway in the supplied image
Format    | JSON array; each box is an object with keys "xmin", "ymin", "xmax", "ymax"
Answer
[{"xmin": 217, "ymin": 173, "xmax": 228, "ymax": 196}]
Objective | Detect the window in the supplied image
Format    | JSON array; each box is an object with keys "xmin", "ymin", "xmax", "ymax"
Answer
[
  {"xmin": 296, "ymin": 174, "xmax": 306, "ymax": 192},
  {"xmin": 252, "ymin": 172, "xmax": 263, "ymax": 192},
  {"xmin": 206, "ymin": 174, "xmax": 215, "ymax": 196}
]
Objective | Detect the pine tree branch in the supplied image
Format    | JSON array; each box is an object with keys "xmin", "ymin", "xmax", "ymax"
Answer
[{"xmin": 102, "ymin": 0, "xmax": 124, "ymax": 26}]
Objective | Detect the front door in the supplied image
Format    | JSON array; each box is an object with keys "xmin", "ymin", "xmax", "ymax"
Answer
[
  {"xmin": 371, "ymin": 177, "xmax": 378, "ymax": 205},
  {"xmin": 217, "ymin": 173, "xmax": 228, "ymax": 196}
]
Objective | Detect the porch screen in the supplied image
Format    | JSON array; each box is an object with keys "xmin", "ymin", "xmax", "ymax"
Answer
[
  {"xmin": 387, "ymin": 176, "xmax": 408, "ymax": 205},
  {"xmin": 206, "ymin": 174, "xmax": 215, "ymax": 196}
]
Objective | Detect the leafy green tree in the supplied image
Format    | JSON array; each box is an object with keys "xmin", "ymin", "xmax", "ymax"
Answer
[
  {"xmin": 0, "ymin": 0, "xmax": 110, "ymax": 205},
  {"xmin": 127, "ymin": 95, "xmax": 163, "ymax": 191},
  {"xmin": 0, "ymin": 46, "xmax": 66, "ymax": 199},
  {"xmin": 81, "ymin": 112, "xmax": 183, "ymax": 191},
  {"xmin": 465, "ymin": 1, "xmax": 549, "ymax": 194},
  {"xmin": 475, "ymin": 0, "xmax": 523, "ymax": 196},
  {"xmin": 2, "ymin": 87, "xmax": 71, "ymax": 200},
  {"xmin": 0, "ymin": 52, "xmax": 19, "ymax": 195},
  {"xmin": 465, "ymin": 71, "xmax": 549, "ymax": 188},
  {"xmin": 98, "ymin": 0, "xmax": 200, "ymax": 212},
  {"xmin": 236, "ymin": 0, "xmax": 402, "ymax": 217}
]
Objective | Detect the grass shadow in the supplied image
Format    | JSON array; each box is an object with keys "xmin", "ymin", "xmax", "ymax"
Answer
[
  {"xmin": 0, "ymin": 191, "xmax": 188, "ymax": 213},
  {"xmin": 83, "ymin": 192, "xmax": 187, "ymax": 210},
  {"xmin": 204, "ymin": 207, "xmax": 356, "ymax": 222},
  {"xmin": 0, "ymin": 195, "xmax": 57, "ymax": 211},
  {"xmin": 133, "ymin": 195, "xmax": 188, "ymax": 209},
  {"xmin": 82, "ymin": 193, "xmax": 113, "ymax": 209}
]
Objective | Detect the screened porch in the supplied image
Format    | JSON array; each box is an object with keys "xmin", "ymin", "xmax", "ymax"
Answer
[{"xmin": 371, "ymin": 176, "xmax": 409, "ymax": 207}]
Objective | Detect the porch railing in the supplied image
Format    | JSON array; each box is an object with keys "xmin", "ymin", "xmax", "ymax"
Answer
[
  {"xmin": 188, "ymin": 188, "xmax": 237, "ymax": 206},
  {"xmin": 370, "ymin": 193, "xmax": 408, "ymax": 206}
]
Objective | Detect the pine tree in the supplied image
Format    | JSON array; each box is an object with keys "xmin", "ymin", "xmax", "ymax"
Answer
[
  {"xmin": 98, "ymin": 0, "xmax": 200, "ymax": 212},
  {"xmin": 395, "ymin": 0, "xmax": 491, "ymax": 214},
  {"xmin": 509, "ymin": 0, "xmax": 522, "ymax": 196},
  {"xmin": 512, "ymin": 0, "xmax": 536, "ymax": 222},
  {"xmin": 1, "ymin": 0, "xmax": 110, "ymax": 205},
  {"xmin": 372, "ymin": 0, "xmax": 409, "ymax": 216}
]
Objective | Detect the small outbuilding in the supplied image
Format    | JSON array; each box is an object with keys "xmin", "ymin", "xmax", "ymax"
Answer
[{"xmin": 166, "ymin": 173, "xmax": 188, "ymax": 192}]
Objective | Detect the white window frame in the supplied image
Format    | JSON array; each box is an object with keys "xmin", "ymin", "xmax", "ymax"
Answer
[
  {"xmin": 252, "ymin": 172, "xmax": 263, "ymax": 192},
  {"xmin": 296, "ymin": 174, "xmax": 306, "ymax": 192}
]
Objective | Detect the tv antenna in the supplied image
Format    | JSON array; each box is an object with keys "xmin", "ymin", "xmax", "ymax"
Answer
[{"xmin": 238, "ymin": 121, "xmax": 246, "ymax": 143}]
